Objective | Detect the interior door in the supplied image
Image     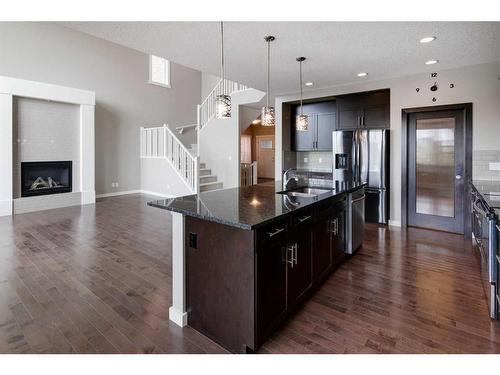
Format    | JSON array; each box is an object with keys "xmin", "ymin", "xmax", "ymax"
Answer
[
  {"xmin": 256, "ymin": 135, "xmax": 275, "ymax": 179},
  {"xmin": 408, "ymin": 110, "xmax": 466, "ymax": 233}
]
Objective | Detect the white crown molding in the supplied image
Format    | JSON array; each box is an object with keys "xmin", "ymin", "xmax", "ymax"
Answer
[{"xmin": 0, "ymin": 75, "xmax": 95, "ymax": 105}]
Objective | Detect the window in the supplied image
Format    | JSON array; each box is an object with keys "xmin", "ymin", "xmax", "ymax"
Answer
[{"xmin": 149, "ymin": 55, "xmax": 170, "ymax": 88}]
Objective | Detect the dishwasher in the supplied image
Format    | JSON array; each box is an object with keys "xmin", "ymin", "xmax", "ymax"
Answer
[{"xmin": 346, "ymin": 187, "xmax": 365, "ymax": 254}]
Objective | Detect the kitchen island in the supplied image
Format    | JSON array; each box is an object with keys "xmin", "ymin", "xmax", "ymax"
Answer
[{"xmin": 148, "ymin": 181, "xmax": 365, "ymax": 353}]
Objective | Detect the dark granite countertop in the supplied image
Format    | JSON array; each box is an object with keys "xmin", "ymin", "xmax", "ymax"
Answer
[{"xmin": 148, "ymin": 180, "xmax": 365, "ymax": 230}]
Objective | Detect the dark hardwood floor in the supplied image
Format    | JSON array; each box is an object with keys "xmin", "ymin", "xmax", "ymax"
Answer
[{"xmin": 0, "ymin": 194, "xmax": 499, "ymax": 353}]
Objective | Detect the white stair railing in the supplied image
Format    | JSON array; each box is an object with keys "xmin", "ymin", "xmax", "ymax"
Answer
[
  {"xmin": 240, "ymin": 162, "xmax": 258, "ymax": 186},
  {"xmin": 140, "ymin": 124, "xmax": 199, "ymax": 193},
  {"xmin": 198, "ymin": 78, "xmax": 249, "ymax": 130}
]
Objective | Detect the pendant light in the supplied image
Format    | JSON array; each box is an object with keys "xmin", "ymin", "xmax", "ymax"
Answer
[
  {"xmin": 296, "ymin": 57, "xmax": 309, "ymax": 131},
  {"xmin": 261, "ymin": 35, "xmax": 275, "ymax": 127},
  {"xmin": 216, "ymin": 21, "xmax": 231, "ymax": 119}
]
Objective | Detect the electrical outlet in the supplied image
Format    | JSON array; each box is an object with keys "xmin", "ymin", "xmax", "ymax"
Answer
[
  {"xmin": 115, "ymin": 182, "xmax": 119, "ymax": 188},
  {"xmin": 304, "ymin": 157, "xmax": 309, "ymax": 163},
  {"xmin": 318, "ymin": 158, "xmax": 323, "ymax": 163}
]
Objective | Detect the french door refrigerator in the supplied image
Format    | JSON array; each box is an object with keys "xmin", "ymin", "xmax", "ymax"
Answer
[{"xmin": 332, "ymin": 129, "xmax": 390, "ymax": 224}]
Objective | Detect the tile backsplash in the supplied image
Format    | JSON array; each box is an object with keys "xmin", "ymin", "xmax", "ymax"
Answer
[
  {"xmin": 473, "ymin": 150, "xmax": 500, "ymax": 181},
  {"xmin": 296, "ymin": 151, "xmax": 333, "ymax": 172}
]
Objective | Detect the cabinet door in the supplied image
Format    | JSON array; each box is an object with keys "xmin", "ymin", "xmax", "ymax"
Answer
[
  {"xmin": 363, "ymin": 105, "xmax": 389, "ymax": 128},
  {"xmin": 256, "ymin": 222, "xmax": 288, "ymax": 345},
  {"xmin": 316, "ymin": 113, "xmax": 336, "ymax": 150},
  {"xmin": 288, "ymin": 212, "xmax": 313, "ymax": 307},
  {"xmin": 337, "ymin": 108, "xmax": 360, "ymax": 130},
  {"xmin": 312, "ymin": 204, "xmax": 333, "ymax": 282},
  {"xmin": 331, "ymin": 207, "xmax": 346, "ymax": 267},
  {"xmin": 293, "ymin": 114, "xmax": 316, "ymax": 151}
]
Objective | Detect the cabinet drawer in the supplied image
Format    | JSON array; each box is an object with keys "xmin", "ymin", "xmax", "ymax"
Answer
[
  {"xmin": 292, "ymin": 209, "xmax": 314, "ymax": 228},
  {"xmin": 257, "ymin": 219, "xmax": 288, "ymax": 245}
]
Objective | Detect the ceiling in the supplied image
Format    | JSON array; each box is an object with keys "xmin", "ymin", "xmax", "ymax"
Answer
[{"xmin": 63, "ymin": 22, "xmax": 500, "ymax": 95}]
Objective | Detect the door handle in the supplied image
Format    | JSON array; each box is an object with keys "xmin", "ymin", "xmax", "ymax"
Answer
[{"xmin": 455, "ymin": 175, "xmax": 462, "ymax": 180}]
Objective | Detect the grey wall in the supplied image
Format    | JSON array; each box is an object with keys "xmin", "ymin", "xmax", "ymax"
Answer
[
  {"xmin": 13, "ymin": 97, "xmax": 80, "ymax": 198},
  {"xmin": 0, "ymin": 22, "xmax": 202, "ymax": 195},
  {"xmin": 201, "ymin": 73, "xmax": 220, "ymax": 101}
]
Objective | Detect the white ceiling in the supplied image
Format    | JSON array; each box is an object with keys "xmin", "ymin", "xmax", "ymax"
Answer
[{"xmin": 63, "ymin": 22, "xmax": 500, "ymax": 95}]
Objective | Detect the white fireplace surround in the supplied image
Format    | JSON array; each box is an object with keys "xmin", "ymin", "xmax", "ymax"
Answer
[{"xmin": 0, "ymin": 76, "xmax": 95, "ymax": 216}]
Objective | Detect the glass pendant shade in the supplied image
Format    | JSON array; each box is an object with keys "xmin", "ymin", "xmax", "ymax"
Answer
[
  {"xmin": 216, "ymin": 94, "xmax": 231, "ymax": 119},
  {"xmin": 261, "ymin": 106, "xmax": 275, "ymax": 127},
  {"xmin": 296, "ymin": 114, "xmax": 309, "ymax": 131}
]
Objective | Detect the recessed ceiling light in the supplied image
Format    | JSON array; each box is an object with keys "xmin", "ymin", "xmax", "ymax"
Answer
[
  {"xmin": 425, "ymin": 60, "xmax": 439, "ymax": 65},
  {"xmin": 357, "ymin": 72, "xmax": 368, "ymax": 77},
  {"xmin": 305, "ymin": 82, "xmax": 313, "ymax": 86},
  {"xmin": 420, "ymin": 36, "xmax": 436, "ymax": 44}
]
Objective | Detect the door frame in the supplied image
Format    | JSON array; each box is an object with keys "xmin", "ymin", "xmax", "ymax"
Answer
[
  {"xmin": 256, "ymin": 135, "xmax": 275, "ymax": 179},
  {"xmin": 401, "ymin": 103, "xmax": 472, "ymax": 237}
]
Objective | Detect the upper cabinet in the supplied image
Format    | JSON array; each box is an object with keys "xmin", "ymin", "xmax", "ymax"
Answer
[
  {"xmin": 292, "ymin": 101, "xmax": 336, "ymax": 152},
  {"xmin": 336, "ymin": 89, "xmax": 390, "ymax": 130}
]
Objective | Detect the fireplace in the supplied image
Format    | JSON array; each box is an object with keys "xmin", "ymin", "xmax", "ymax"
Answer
[{"xmin": 21, "ymin": 161, "xmax": 72, "ymax": 197}]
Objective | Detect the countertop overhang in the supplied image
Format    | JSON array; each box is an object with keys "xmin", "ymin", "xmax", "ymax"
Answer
[{"xmin": 147, "ymin": 180, "xmax": 365, "ymax": 230}]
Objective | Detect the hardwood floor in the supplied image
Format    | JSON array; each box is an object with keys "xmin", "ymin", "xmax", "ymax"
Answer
[{"xmin": 0, "ymin": 194, "xmax": 499, "ymax": 353}]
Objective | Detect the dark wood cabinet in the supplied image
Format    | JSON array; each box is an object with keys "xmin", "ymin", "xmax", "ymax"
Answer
[
  {"xmin": 256, "ymin": 220, "xmax": 288, "ymax": 346},
  {"xmin": 186, "ymin": 192, "xmax": 352, "ymax": 353},
  {"xmin": 331, "ymin": 202, "xmax": 346, "ymax": 267},
  {"xmin": 337, "ymin": 89, "xmax": 389, "ymax": 130},
  {"xmin": 312, "ymin": 198, "xmax": 347, "ymax": 282},
  {"xmin": 292, "ymin": 101, "xmax": 336, "ymax": 151},
  {"xmin": 288, "ymin": 211, "xmax": 314, "ymax": 307}
]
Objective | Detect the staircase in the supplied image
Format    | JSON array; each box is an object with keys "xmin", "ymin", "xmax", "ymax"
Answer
[{"xmin": 140, "ymin": 78, "xmax": 249, "ymax": 195}]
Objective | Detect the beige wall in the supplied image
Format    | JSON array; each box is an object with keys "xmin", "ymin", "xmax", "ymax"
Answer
[
  {"xmin": 0, "ymin": 22, "xmax": 201, "ymax": 195},
  {"xmin": 275, "ymin": 60, "xmax": 500, "ymax": 225}
]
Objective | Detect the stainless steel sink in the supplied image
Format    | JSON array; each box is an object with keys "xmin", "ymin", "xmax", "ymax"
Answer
[{"xmin": 277, "ymin": 187, "xmax": 332, "ymax": 198}]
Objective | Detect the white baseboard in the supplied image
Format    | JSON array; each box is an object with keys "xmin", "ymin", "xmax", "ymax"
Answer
[
  {"xmin": 169, "ymin": 306, "xmax": 188, "ymax": 327},
  {"xmin": 140, "ymin": 190, "xmax": 174, "ymax": 198},
  {"xmin": 388, "ymin": 220, "xmax": 401, "ymax": 227},
  {"xmin": 96, "ymin": 190, "xmax": 173, "ymax": 199},
  {"xmin": 96, "ymin": 190, "xmax": 141, "ymax": 198}
]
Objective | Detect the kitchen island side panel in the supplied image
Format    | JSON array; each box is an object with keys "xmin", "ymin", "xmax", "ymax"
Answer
[{"xmin": 185, "ymin": 216, "xmax": 256, "ymax": 353}]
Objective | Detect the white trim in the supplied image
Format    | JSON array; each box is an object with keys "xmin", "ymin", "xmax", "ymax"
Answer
[
  {"xmin": 169, "ymin": 307, "xmax": 188, "ymax": 327},
  {"xmin": 96, "ymin": 190, "xmax": 174, "ymax": 199},
  {"xmin": 96, "ymin": 190, "xmax": 141, "ymax": 198},
  {"xmin": 170, "ymin": 212, "xmax": 187, "ymax": 327},
  {"xmin": 0, "ymin": 94, "xmax": 13, "ymax": 217},
  {"xmin": 140, "ymin": 190, "xmax": 174, "ymax": 198},
  {"xmin": 0, "ymin": 76, "xmax": 95, "ymax": 105},
  {"xmin": 0, "ymin": 200, "xmax": 12, "ymax": 217},
  {"xmin": 388, "ymin": 220, "xmax": 401, "ymax": 227}
]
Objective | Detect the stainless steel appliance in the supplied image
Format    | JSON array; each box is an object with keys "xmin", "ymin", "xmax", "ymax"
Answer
[
  {"xmin": 333, "ymin": 129, "xmax": 389, "ymax": 224},
  {"xmin": 471, "ymin": 183, "xmax": 499, "ymax": 319},
  {"xmin": 347, "ymin": 186, "xmax": 365, "ymax": 254}
]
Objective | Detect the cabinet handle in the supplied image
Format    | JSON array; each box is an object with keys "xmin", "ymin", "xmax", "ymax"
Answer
[
  {"xmin": 267, "ymin": 227, "xmax": 285, "ymax": 238},
  {"xmin": 287, "ymin": 245, "xmax": 294, "ymax": 268},
  {"xmin": 293, "ymin": 243, "xmax": 298, "ymax": 266},
  {"xmin": 327, "ymin": 219, "xmax": 332, "ymax": 233},
  {"xmin": 362, "ymin": 116, "xmax": 365, "ymax": 127},
  {"xmin": 298, "ymin": 215, "xmax": 311, "ymax": 223},
  {"xmin": 287, "ymin": 243, "xmax": 297, "ymax": 268}
]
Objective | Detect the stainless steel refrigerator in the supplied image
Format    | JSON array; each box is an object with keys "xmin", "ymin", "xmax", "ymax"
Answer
[{"xmin": 332, "ymin": 129, "xmax": 390, "ymax": 224}]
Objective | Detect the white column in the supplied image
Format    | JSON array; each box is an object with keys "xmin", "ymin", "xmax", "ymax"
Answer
[
  {"xmin": 169, "ymin": 212, "xmax": 188, "ymax": 327},
  {"xmin": 0, "ymin": 94, "xmax": 13, "ymax": 216},
  {"xmin": 80, "ymin": 104, "xmax": 95, "ymax": 205}
]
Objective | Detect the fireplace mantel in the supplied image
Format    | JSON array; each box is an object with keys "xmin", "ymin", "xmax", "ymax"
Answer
[{"xmin": 0, "ymin": 76, "xmax": 96, "ymax": 216}]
